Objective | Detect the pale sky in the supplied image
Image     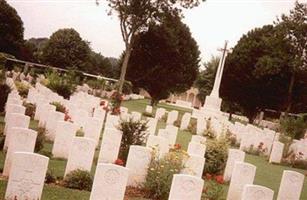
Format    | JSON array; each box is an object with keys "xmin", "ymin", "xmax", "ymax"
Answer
[{"xmin": 7, "ymin": 0, "xmax": 306, "ymax": 62}]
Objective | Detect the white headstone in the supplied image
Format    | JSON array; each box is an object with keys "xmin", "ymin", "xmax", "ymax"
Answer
[
  {"xmin": 277, "ymin": 170, "xmax": 305, "ymax": 200},
  {"xmin": 223, "ymin": 149, "xmax": 246, "ymax": 182},
  {"xmin": 146, "ymin": 117, "xmax": 158, "ymax": 135},
  {"xmin": 52, "ymin": 121, "xmax": 78, "ymax": 159},
  {"xmin": 5, "ymin": 152, "xmax": 49, "ymax": 200},
  {"xmin": 4, "ymin": 104, "xmax": 25, "ymax": 122},
  {"xmin": 105, "ymin": 114, "xmax": 120, "ymax": 129},
  {"xmin": 84, "ymin": 117, "xmax": 103, "ymax": 146},
  {"xmin": 73, "ymin": 109, "xmax": 89, "ymax": 128},
  {"xmin": 38, "ymin": 104, "xmax": 56, "ymax": 127},
  {"xmin": 191, "ymin": 135, "xmax": 206, "ymax": 144},
  {"xmin": 64, "ymin": 137, "xmax": 96, "ymax": 176},
  {"xmin": 197, "ymin": 117, "xmax": 207, "ymax": 135},
  {"xmin": 166, "ymin": 110, "xmax": 179, "ymax": 125},
  {"xmin": 158, "ymin": 127, "xmax": 178, "ymax": 147},
  {"xmin": 131, "ymin": 111, "xmax": 142, "ymax": 122},
  {"xmin": 126, "ymin": 145, "xmax": 152, "ymax": 187},
  {"xmin": 93, "ymin": 107, "xmax": 106, "ymax": 121},
  {"xmin": 98, "ymin": 128, "xmax": 122, "ymax": 164},
  {"xmin": 145, "ymin": 105, "xmax": 153, "ymax": 114},
  {"xmin": 146, "ymin": 135, "xmax": 169, "ymax": 158},
  {"xmin": 155, "ymin": 108, "xmax": 166, "ymax": 120},
  {"xmin": 227, "ymin": 162, "xmax": 256, "ymax": 200},
  {"xmin": 242, "ymin": 184, "xmax": 274, "ymax": 200},
  {"xmin": 180, "ymin": 113, "xmax": 191, "ymax": 130},
  {"xmin": 187, "ymin": 142, "xmax": 206, "ymax": 157},
  {"xmin": 168, "ymin": 174, "xmax": 204, "ymax": 200},
  {"xmin": 90, "ymin": 163, "xmax": 129, "ymax": 200},
  {"xmin": 120, "ymin": 107, "xmax": 129, "ymax": 115},
  {"xmin": 182, "ymin": 154, "xmax": 205, "ymax": 178},
  {"xmin": 45, "ymin": 111, "xmax": 65, "ymax": 141},
  {"xmin": 4, "ymin": 113, "xmax": 30, "ymax": 149},
  {"xmin": 269, "ymin": 141, "xmax": 284, "ymax": 164},
  {"xmin": 3, "ymin": 128, "xmax": 37, "ymax": 176}
]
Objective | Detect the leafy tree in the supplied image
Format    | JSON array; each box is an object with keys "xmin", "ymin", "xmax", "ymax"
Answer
[
  {"xmin": 0, "ymin": 0, "xmax": 24, "ymax": 57},
  {"xmin": 41, "ymin": 28, "xmax": 91, "ymax": 70},
  {"xmin": 275, "ymin": 1, "xmax": 307, "ymax": 114},
  {"xmin": 195, "ymin": 56, "xmax": 219, "ymax": 104},
  {"xmin": 101, "ymin": 0, "xmax": 204, "ymax": 93},
  {"xmin": 24, "ymin": 38, "xmax": 49, "ymax": 62},
  {"xmin": 221, "ymin": 25, "xmax": 289, "ymax": 121},
  {"xmin": 221, "ymin": 3, "xmax": 307, "ymax": 122},
  {"xmin": 87, "ymin": 51, "xmax": 118, "ymax": 77},
  {"xmin": 126, "ymin": 14, "xmax": 200, "ymax": 105}
]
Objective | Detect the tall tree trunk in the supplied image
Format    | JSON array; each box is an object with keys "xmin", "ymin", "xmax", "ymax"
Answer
[
  {"xmin": 118, "ymin": 45, "xmax": 132, "ymax": 93},
  {"xmin": 285, "ymin": 73, "xmax": 295, "ymax": 116}
]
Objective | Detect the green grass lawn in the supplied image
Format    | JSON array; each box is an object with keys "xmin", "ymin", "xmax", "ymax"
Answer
[{"xmin": 0, "ymin": 99, "xmax": 306, "ymax": 199}]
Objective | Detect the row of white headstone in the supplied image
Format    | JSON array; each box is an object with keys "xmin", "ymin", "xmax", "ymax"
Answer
[{"xmin": 3, "ymin": 79, "xmax": 305, "ymax": 200}]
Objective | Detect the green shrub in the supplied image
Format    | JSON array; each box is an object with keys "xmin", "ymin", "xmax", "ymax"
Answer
[
  {"xmin": 203, "ymin": 120, "xmax": 216, "ymax": 139},
  {"xmin": 203, "ymin": 179, "xmax": 224, "ymax": 200},
  {"xmin": 50, "ymin": 101, "xmax": 66, "ymax": 113},
  {"xmin": 144, "ymin": 149, "xmax": 186, "ymax": 200},
  {"xmin": 45, "ymin": 71, "xmax": 76, "ymax": 99},
  {"xmin": 142, "ymin": 112, "xmax": 153, "ymax": 118},
  {"xmin": 63, "ymin": 169, "xmax": 93, "ymax": 191},
  {"xmin": 280, "ymin": 116, "xmax": 307, "ymax": 139},
  {"xmin": 173, "ymin": 119, "xmax": 181, "ymax": 128},
  {"xmin": 225, "ymin": 130, "xmax": 239, "ymax": 148},
  {"xmin": 114, "ymin": 81, "xmax": 132, "ymax": 95},
  {"xmin": 15, "ymin": 81, "xmax": 30, "ymax": 98},
  {"xmin": 23, "ymin": 102, "xmax": 36, "ymax": 119},
  {"xmin": 204, "ymin": 137, "xmax": 229, "ymax": 175},
  {"xmin": 188, "ymin": 119, "xmax": 197, "ymax": 134},
  {"xmin": 45, "ymin": 169, "xmax": 56, "ymax": 184},
  {"xmin": 292, "ymin": 159, "xmax": 307, "ymax": 170},
  {"xmin": 76, "ymin": 129, "xmax": 84, "ymax": 137},
  {"xmin": 0, "ymin": 134, "xmax": 5, "ymax": 151},
  {"xmin": 87, "ymin": 78, "xmax": 105, "ymax": 90},
  {"xmin": 35, "ymin": 127, "xmax": 46, "ymax": 152},
  {"xmin": 0, "ymin": 83, "xmax": 10, "ymax": 112},
  {"xmin": 279, "ymin": 134, "xmax": 292, "ymax": 157},
  {"xmin": 118, "ymin": 118, "xmax": 147, "ymax": 162}
]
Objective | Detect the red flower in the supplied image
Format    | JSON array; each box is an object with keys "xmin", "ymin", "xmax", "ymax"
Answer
[
  {"xmin": 174, "ymin": 143, "xmax": 181, "ymax": 150},
  {"xmin": 215, "ymin": 175, "xmax": 224, "ymax": 184},
  {"xmin": 205, "ymin": 173, "xmax": 212, "ymax": 180},
  {"xmin": 114, "ymin": 159, "xmax": 124, "ymax": 166},
  {"xmin": 100, "ymin": 100, "xmax": 106, "ymax": 106},
  {"xmin": 64, "ymin": 113, "xmax": 71, "ymax": 122}
]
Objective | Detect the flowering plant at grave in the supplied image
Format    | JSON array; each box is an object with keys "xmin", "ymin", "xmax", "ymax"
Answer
[
  {"xmin": 114, "ymin": 158, "xmax": 125, "ymax": 166},
  {"xmin": 144, "ymin": 148, "xmax": 187, "ymax": 200},
  {"xmin": 203, "ymin": 174, "xmax": 224, "ymax": 200},
  {"xmin": 110, "ymin": 91, "xmax": 123, "ymax": 115},
  {"xmin": 100, "ymin": 100, "xmax": 106, "ymax": 106},
  {"xmin": 204, "ymin": 173, "xmax": 225, "ymax": 184},
  {"xmin": 64, "ymin": 111, "xmax": 72, "ymax": 122},
  {"xmin": 225, "ymin": 130, "xmax": 239, "ymax": 147},
  {"xmin": 174, "ymin": 143, "xmax": 181, "ymax": 150}
]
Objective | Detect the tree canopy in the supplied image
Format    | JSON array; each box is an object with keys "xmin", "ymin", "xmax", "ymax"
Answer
[
  {"xmin": 220, "ymin": 2, "xmax": 307, "ymax": 121},
  {"xmin": 0, "ymin": 0, "xmax": 24, "ymax": 57},
  {"xmin": 126, "ymin": 14, "xmax": 200, "ymax": 105},
  {"xmin": 103, "ymin": 0, "xmax": 204, "ymax": 92},
  {"xmin": 41, "ymin": 28, "xmax": 91, "ymax": 70}
]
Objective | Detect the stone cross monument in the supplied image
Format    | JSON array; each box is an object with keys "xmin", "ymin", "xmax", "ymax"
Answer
[{"xmin": 200, "ymin": 40, "xmax": 230, "ymax": 118}]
